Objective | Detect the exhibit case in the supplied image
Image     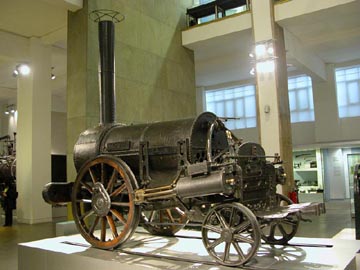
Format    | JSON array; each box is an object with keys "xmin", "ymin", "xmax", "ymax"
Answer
[{"xmin": 293, "ymin": 149, "xmax": 324, "ymax": 203}]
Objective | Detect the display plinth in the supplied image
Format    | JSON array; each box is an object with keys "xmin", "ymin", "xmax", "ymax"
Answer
[{"xmin": 19, "ymin": 229, "xmax": 360, "ymax": 270}]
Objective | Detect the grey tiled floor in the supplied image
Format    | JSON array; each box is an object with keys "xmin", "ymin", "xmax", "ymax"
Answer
[{"xmin": 0, "ymin": 200, "xmax": 356, "ymax": 270}]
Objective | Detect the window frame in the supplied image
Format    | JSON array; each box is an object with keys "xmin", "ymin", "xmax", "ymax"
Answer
[
  {"xmin": 335, "ymin": 64, "xmax": 360, "ymax": 119},
  {"xmin": 288, "ymin": 74, "xmax": 315, "ymax": 123},
  {"xmin": 204, "ymin": 84, "xmax": 257, "ymax": 130}
]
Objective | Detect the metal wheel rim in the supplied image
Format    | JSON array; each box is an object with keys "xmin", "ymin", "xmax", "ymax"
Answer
[
  {"xmin": 260, "ymin": 194, "xmax": 300, "ymax": 245},
  {"xmin": 141, "ymin": 207, "xmax": 188, "ymax": 236},
  {"xmin": 72, "ymin": 155, "xmax": 140, "ymax": 249},
  {"xmin": 201, "ymin": 202, "xmax": 261, "ymax": 266}
]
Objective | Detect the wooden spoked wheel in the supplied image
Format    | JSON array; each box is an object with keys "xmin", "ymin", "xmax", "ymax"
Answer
[
  {"xmin": 260, "ymin": 194, "xmax": 300, "ymax": 245},
  {"xmin": 141, "ymin": 207, "xmax": 188, "ymax": 236},
  {"xmin": 72, "ymin": 155, "xmax": 140, "ymax": 249},
  {"xmin": 202, "ymin": 203, "xmax": 261, "ymax": 266}
]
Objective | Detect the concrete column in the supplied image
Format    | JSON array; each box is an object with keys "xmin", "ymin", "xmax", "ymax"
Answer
[
  {"xmin": 251, "ymin": 0, "xmax": 294, "ymax": 194},
  {"xmin": 16, "ymin": 37, "xmax": 52, "ymax": 224}
]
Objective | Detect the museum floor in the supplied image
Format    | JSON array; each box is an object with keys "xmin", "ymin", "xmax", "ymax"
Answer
[{"xmin": 0, "ymin": 200, "xmax": 357, "ymax": 270}]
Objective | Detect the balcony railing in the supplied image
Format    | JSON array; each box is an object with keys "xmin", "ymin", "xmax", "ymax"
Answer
[{"xmin": 186, "ymin": 0, "xmax": 289, "ymax": 27}]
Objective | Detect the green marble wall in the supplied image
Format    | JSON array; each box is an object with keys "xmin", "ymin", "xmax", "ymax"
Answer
[{"xmin": 67, "ymin": 0, "xmax": 196, "ymax": 183}]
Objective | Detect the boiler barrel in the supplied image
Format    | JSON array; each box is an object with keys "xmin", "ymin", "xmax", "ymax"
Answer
[{"xmin": 73, "ymin": 112, "xmax": 229, "ymax": 187}]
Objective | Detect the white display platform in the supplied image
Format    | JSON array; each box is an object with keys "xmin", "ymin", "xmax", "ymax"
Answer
[{"xmin": 19, "ymin": 229, "xmax": 360, "ymax": 270}]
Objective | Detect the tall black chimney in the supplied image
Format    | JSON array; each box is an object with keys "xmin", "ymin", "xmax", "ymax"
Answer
[{"xmin": 98, "ymin": 20, "xmax": 116, "ymax": 125}]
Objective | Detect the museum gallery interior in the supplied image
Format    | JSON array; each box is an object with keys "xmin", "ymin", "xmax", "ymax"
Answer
[{"xmin": 0, "ymin": 0, "xmax": 360, "ymax": 269}]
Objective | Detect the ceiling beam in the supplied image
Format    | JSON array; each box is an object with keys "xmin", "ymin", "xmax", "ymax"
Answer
[{"xmin": 284, "ymin": 28, "xmax": 326, "ymax": 81}]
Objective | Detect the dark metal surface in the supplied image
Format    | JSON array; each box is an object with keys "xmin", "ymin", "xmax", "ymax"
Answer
[
  {"xmin": 42, "ymin": 182, "xmax": 73, "ymax": 205},
  {"xmin": 98, "ymin": 20, "xmax": 116, "ymax": 125}
]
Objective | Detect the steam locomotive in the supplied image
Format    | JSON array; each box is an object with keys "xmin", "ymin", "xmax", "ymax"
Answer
[{"xmin": 43, "ymin": 10, "xmax": 324, "ymax": 266}]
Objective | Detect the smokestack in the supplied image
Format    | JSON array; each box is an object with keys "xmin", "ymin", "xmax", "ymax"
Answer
[{"xmin": 98, "ymin": 20, "xmax": 116, "ymax": 124}]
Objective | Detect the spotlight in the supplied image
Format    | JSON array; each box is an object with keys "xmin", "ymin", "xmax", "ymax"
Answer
[
  {"xmin": 13, "ymin": 63, "xmax": 31, "ymax": 77},
  {"xmin": 51, "ymin": 67, "xmax": 56, "ymax": 80},
  {"xmin": 4, "ymin": 104, "xmax": 16, "ymax": 115},
  {"xmin": 18, "ymin": 64, "xmax": 31, "ymax": 75},
  {"xmin": 12, "ymin": 69, "xmax": 19, "ymax": 77},
  {"xmin": 255, "ymin": 44, "xmax": 266, "ymax": 58},
  {"xmin": 249, "ymin": 67, "xmax": 255, "ymax": 75}
]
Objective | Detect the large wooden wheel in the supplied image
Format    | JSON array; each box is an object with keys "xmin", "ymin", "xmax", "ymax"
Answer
[
  {"xmin": 72, "ymin": 155, "xmax": 140, "ymax": 249},
  {"xmin": 141, "ymin": 207, "xmax": 188, "ymax": 236},
  {"xmin": 260, "ymin": 194, "xmax": 300, "ymax": 245},
  {"xmin": 202, "ymin": 203, "xmax": 261, "ymax": 266}
]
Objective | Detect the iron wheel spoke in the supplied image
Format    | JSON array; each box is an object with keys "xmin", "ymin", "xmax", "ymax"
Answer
[
  {"xmin": 148, "ymin": 210, "xmax": 155, "ymax": 222},
  {"xmin": 80, "ymin": 209, "xmax": 95, "ymax": 221},
  {"xmin": 234, "ymin": 234, "xmax": 255, "ymax": 244},
  {"xmin": 269, "ymin": 222, "xmax": 277, "ymax": 238},
  {"xmin": 278, "ymin": 223, "xmax": 288, "ymax": 237},
  {"xmin": 233, "ymin": 242, "xmax": 246, "ymax": 260},
  {"xmin": 76, "ymin": 199, "xmax": 92, "ymax": 204},
  {"xmin": 106, "ymin": 168, "xmax": 117, "ymax": 192},
  {"xmin": 101, "ymin": 217, "xmax": 106, "ymax": 241},
  {"xmin": 223, "ymin": 242, "xmax": 231, "ymax": 262},
  {"xmin": 111, "ymin": 202, "xmax": 130, "ymax": 207},
  {"xmin": 203, "ymin": 224, "xmax": 222, "ymax": 234},
  {"xmin": 110, "ymin": 209, "xmax": 127, "ymax": 225},
  {"xmin": 101, "ymin": 163, "xmax": 105, "ymax": 184},
  {"xmin": 89, "ymin": 216, "xmax": 100, "ymax": 235},
  {"xmin": 233, "ymin": 220, "xmax": 251, "ymax": 233},
  {"xmin": 208, "ymin": 237, "xmax": 224, "ymax": 249},
  {"xmin": 80, "ymin": 181, "xmax": 93, "ymax": 194},
  {"xmin": 229, "ymin": 207, "xmax": 236, "ymax": 227},
  {"xmin": 110, "ymin": 183, "xmax": 126, "ymax": 198},
  {"xmin": 165, "ymin": 209, "xmax": 175, "ymax": 223},
  {"xmin": 106, "ymin": 215, "xmax": 118, "ymax": 238},
  {"xmin": 214, "ymin": 210, "xmax": 228, "ymax": 229},
  {"xmin": 88, "ymin": 167, "xmax": 97, "ymax": 184}
]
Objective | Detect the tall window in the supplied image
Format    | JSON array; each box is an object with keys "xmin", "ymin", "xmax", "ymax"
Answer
[
  {"xmin": 335, "ymin": 65, "xmax": 360, "ymax": 118},
  {"xmin": 205, "ymin": 85, "xmax": 256, "ymax": 130},
  {"xmin": 288, "ymin": 75, "xmax": 315, "ymax": 123}
]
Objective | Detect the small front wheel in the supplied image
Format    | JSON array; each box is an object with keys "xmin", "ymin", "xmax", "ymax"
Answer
[
  {"xmin": 260, "ymin": 193, "xmax": 299, "ymax": 245},
  {"xmin": 202, "ymin": 203, "xmax": 261, "ymax": 266}
]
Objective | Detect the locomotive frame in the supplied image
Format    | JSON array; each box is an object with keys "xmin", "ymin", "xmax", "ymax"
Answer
[{"xmin": 43, "ymin": 10, "xmax": 325, "ymax": 267}]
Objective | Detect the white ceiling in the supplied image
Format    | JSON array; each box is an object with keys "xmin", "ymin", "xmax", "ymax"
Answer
[
  {"xmin": 0, "ymin": 0, "xmax": 360, "ymax": 103},
  {"xmin": 0, "ymin": 0, "xmax": 72, "ymax": 103}
]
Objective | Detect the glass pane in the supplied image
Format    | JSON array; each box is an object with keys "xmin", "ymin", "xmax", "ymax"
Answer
[
  {"xmin": 345, "ymin": 68, "xmax": 358, "ymax": 81},
  {"xmin": 215, "ymin": 102, "xmax": 224, "ymax": 116},
  {"xmin": 289, "ymin": 91, "xmax": 296, "ymax": 111},
  {"xmin": 335, "ymin": 65, "xmax": 360, "ymax": 118},
  {"xmin": 207, "ymin": 102, "xmax": 215, "ymax": 113},
  {"xmin": 235, "ymin": 99, "xmax": 244, "ymax": 118},
  {"xmin": 225, "ymin": 100, "xmax": 235, "ymax": 117},
  {"xmin": 205, "ymin": 84, "xmax": 256, "ymax": 130},
  {"xmin": 244, "ymin": 96, "xmax": 256, "ymax": 117},
  {"xmin": 246, "ymin": 117, "xmax": 256, "ymax": 128},
  {"xmin": 348, "ymin": 81, "xmax": 360, "ymax": 104},
  {"xmin": 297, "ymin": 88, "xmax": 309, "ymax": 110}
]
